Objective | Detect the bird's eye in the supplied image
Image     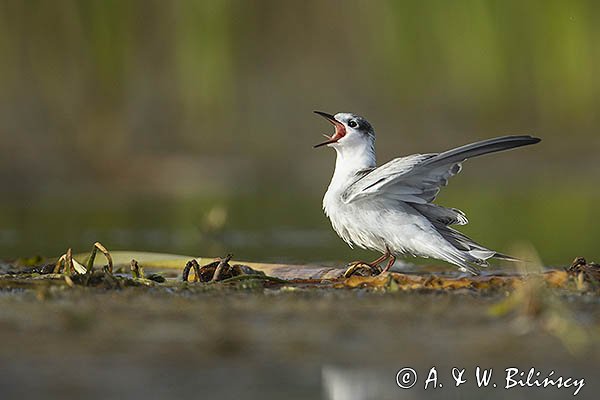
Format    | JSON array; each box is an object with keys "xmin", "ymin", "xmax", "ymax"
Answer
[{"xmin": 348, "ymin": 120, "xmax": 358, "ymax": 128}]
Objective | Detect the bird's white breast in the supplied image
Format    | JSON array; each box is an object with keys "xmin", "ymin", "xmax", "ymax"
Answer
[{"xmin": 323, "ymin": 181, "xmax": 390, "ymax": 253}]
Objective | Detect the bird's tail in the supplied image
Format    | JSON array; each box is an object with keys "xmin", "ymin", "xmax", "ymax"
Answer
[
  {"xmin": 492, "ymin": 252, "xmax": 521, "ymax": 262},
  {"xmin": 434, "ymin": 224, "xmax": 519, "ymax": 275}
]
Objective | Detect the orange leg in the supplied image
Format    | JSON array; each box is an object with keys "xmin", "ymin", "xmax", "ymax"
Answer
[
  {"xmin": 381, "ymin": 254, "xmax": 397, "ymax": 273},
  {"xmin": 344, "ymin": 247, "xmax": 392, "ymax": 277}
]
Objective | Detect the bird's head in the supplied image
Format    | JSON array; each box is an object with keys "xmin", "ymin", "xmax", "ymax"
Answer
[{"xmin": 313, "ymin": 111, "xmax": 375, "ymax": 150}]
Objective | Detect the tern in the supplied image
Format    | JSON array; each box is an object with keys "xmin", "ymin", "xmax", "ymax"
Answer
[{"xmin": 314, "ymin": 111, "xmax": 541, "ymax": 276}]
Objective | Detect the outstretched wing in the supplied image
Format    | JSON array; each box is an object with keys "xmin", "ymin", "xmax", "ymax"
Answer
[
  {"xmin": 341, "ymin": 135, "xmax": 540, "ymax": 206},
  {"xmin": 341, "ymin": 153, "xmax": 440, "ymax": 204}
]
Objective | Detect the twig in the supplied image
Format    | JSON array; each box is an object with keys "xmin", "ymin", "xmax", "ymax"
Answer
[
  {"xmin": 130, "ymin": 259, "xmax": 145, "ymax": 279},
  {"xmin": 52, "ymin": 248, "xmax": 74, "ymax": 275},
  {"xmin": 211, "ymin": 254, "xmax": 233, "ymax": 282},
  {"xmin": 182, "ymin": 259, "xmax": 201, "ymax": 282},
  {"xmin": 53, "ymin": 254, "xmax": 66, "ymax": 274}
]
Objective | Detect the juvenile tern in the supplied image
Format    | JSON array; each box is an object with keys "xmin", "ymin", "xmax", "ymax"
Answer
[{"xmin": 314, "ymin": 111, "xmax": 541, "ymax": 275}]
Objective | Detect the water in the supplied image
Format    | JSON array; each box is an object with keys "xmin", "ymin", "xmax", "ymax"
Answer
[
  {"xmin": 0, "ymin": 288, "xmax": 596, "ymax": 400},
  {"xmin": 1, "ymin": 185, "xmax": 598, "ymax": 267}
]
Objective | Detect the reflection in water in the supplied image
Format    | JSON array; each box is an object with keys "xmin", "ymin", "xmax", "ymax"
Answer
[
  {"xmin": 323, "ymin": 366, "xmax": 407, "ymax": 400},
  {"xmin": 321, "ymin": 365, "xmax": 586, "ymax": 400}
]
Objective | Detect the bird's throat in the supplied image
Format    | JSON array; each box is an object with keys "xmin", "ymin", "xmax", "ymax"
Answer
[
  {"xmin": 327, "ymin": 140, "xmax": 376, "ymax": 197},
  {"xmin": 333, "ymin": 141, "xmax": 376, "ymax": 175}
]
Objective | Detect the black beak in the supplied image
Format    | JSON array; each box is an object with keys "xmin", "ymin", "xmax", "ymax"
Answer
[{"xmin": 314, "ymin": 111, "xmax": 336, "ymax": 123}]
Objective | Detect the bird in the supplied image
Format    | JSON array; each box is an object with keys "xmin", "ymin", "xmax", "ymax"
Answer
[{"xmin": 313, "ymin": 111, "xmax": 541, "ymax": 276}]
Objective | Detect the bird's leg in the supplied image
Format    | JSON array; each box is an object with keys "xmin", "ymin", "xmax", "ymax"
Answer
[
  {"xmin": 349, "ymin": 252, "xmax": 389, "ymax": 268},
  {"xmin": 344, "ymin": 248, "xmax": 391, "ymax": 277},
  {"xmin": 381, "ymin": 254, "xmax": 397, "ymax": 273}
]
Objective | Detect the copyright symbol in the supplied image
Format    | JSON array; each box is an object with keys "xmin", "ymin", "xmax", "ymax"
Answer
[{"xmin": 396, "ymin": 367, "xmax": 417, "ymax": 389}]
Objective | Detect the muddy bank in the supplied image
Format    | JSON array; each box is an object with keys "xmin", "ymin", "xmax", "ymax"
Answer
[{"xmin": 0, "ymin": 252, "xmax": 599, "ymax": 399}]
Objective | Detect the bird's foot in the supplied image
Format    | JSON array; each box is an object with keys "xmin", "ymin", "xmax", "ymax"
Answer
[{"xmin": 343, "ymin": 261, "xmax": 383, "ymax": 278}]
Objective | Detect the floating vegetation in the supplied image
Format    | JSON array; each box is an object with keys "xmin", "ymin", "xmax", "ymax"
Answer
[
  {"xmin": 2, "ymin": 246, "xmax": 600, "ymax": 296},
  {"xmin": 182, "ymin": 254, "xmax": 267, "ymax": 283},
  {"xmin": 0, "ymin": 248, "xmax": 598, "ymax": 367},
  {"xmin": 567, "ymin": 257, "xmax": 600, "ymax": 290}
]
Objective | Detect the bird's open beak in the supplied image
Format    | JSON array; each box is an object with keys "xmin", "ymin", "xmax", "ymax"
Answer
[{"xmin": 313, "ymin": 111, "xmax": 347, "ymax": 148}]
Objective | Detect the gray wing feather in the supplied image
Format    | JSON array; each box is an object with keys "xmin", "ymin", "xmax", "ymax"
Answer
[
  {"xmin": 420, "ymin": 135, "xmax": 541, "ymax": 168},
  {"xmin": 411, "ymin": 203, "xmax": 468, "ymax": 226},
  {"xmin": 342, "ymin": 135, "xmax": 540, "ymax": 205},
  {"xmin": 341, "ymin": 154, "xmax": 436, "ymax": 203}
]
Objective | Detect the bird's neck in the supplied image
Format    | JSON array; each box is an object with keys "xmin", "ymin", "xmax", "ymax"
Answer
[{"xmin": 328, "ymin": 140, "xmax": 376, "ymax": 194}]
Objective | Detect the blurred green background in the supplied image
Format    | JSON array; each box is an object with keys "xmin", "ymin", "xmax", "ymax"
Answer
[{"xmin": 0, "ymin": 0, "xmax": 598, "ymax": 265}]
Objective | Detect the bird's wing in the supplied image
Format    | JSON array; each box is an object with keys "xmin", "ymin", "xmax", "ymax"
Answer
[
  {"xmin": 341, "ymin": 153, "xmax": 439, "ymax": 204},
  {"xmin": 341, "ymin": 135, "xmax": 540, "ymax": 205}
]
